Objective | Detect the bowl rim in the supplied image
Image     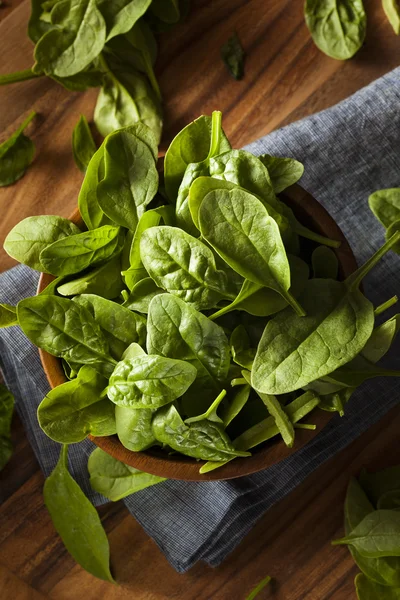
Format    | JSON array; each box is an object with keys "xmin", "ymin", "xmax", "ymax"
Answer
[{"xmin": 38, "ymin": 183, "xmax": 358, "ymax": 481}]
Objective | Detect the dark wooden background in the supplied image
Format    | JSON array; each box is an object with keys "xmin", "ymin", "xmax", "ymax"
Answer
[{"xmin": 1, "ymin": 1, "xmax": 399, "ymax": 598}]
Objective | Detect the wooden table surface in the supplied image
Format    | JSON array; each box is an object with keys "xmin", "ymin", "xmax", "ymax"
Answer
[{"xmin": 1, "ymin": 1, "xmax": 399, "ymax": 598}]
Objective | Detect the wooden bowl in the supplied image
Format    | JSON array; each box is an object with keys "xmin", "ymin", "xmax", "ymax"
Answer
[{"xmin": 38, "ymin": 184, "xmax": 357, "ymax": 481}]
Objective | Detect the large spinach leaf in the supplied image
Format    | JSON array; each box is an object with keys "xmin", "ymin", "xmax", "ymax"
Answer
[{"xmin": 44, "ymin": 445, "xmax": 114, "ymax": 582}]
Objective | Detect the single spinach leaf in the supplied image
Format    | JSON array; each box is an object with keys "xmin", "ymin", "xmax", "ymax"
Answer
[
  {"xmin": 355, "ymin": 573, "xmax": 400, "ymax": 600},
  {"xmin": 115, "ymin": 405, "xmax": 156, "ymax": 451},
  {"xmin": 147, "ymin": 293, "xmax": 230, "ymax": 397},
  {"xmin": 97, "ymin": 126, "xmax": 158, "ymax": 230},
  {"xmin": 164, "ymin": 114, "xmax": 231, "ymax": 202},
  {"xmin": 152, "ymin": 404, "xmax": 250, "ymax": 461},
  {"xmin": 258, "ymin": 154, "xmax": 304, "ymax": 193},
  {"xmin": 333, "ymin": 509, "xmax": 400, "ymax": 557},
  {"xmin": 252, "ymin": 235, "xmax": 399, "ymax": 395},
  {"xmin": 312, "ymin": 246, "xmax": 339, "ymax": 279},
  {"xmin": 44, "ymin": 445, "xmax": 114, "ymax": 582},
  {"xmin": 73, "ymin": 294, "xmax": 146, "ymax": 360},
  {"xmin": 4, "ymin": 215, "xmax": 81, "ymax": 272},
  {"xmin": 40, "ymin": 225, "xmax": 122, "ymax": 276},
  {"xmin": 369, "ymin": 188, "xmax": 400, "ymax": 229},
  {"xmin": 78, "ymin": 143, "xmax": 112, "ymax": 230},
  {"xmin": 0, "ymin": 303, "xmax": 18, "ymax": 328},
  {"xmin": 0, "ymin": 111, "xmax": 36, "ymax": 186},
  {"xmin": 140, "ymin": 226, "xmax": 234, "ymax": 310},
  {"xmin": 255, "ymin": 390, "xmax": 295, "ymax": 448},
  {"xmin": 383, "ymin": 0, "xmax": 400, "ymax": 34},
  {"xmin": 0, "ymin": 383, "xmax": 14, "ymax": 471},
  {"xmin": 88, "ymin": 447, "xmax": 165, "ymax": 501},
  {"xmin": 221, "ymin": 32, "xmax": 245, "ymax": 80},
  {"xmin": 107, "ymin": 354, "xmax": 197, "ymax": 408},
  {"xmin": 94, "ymin": 62, "xmax": 162, "ymax": 143},
  {"xmin": 17, "ymin": 295, "xmax": 116, "ymax": 375},
  {"xmin": 122, "ymin": 277, "xmax": 163, "ymax": 313},
  {"xmin": 198, "ymin": 186, "xmax": 305, "ymax": 316},
  {"xmin": 34, "ymin": 0, "xmax": 107, "ymax": 77},
  {"xmin": 72, "ymin": 115, "xmax": 96, "ymax": 173},
  {"xmin": 57, "ymin": 254, "xmax": 124, "ymax": 299},
  {"xmin": 38, "ymin": 366, "xmax": 115, "ymax": 443},
  {"xmin": 304, "ymin": 0, "xmax": 366, "ymax": 60},
  {"xmin": 97, "ymin": 0, "xmax": 151, "ymax": 40}
]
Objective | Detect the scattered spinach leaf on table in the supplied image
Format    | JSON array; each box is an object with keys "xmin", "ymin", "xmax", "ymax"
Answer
[
  {"xmin": 0, "ymin": 111, "xmax": 36, "ymax": 186},
  {"xmin": 221, "ymin": 32, "xmax": 245, "ymax": 80}
]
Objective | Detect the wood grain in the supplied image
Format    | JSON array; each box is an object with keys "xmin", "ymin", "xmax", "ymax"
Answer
[{"xmin": 1, "ymin": 0, "xmax": 400, "ymax": 598}]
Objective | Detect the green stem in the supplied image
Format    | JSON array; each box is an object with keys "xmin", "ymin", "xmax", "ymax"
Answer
[
  {"xmin": 346, "ymin": 231, "xmax": 400, "ymax": 290},
  {"xmin": 294, "ymin": 423, "xmax": 316, "ymax": 430},
  {"xmin": 207, "ymin": 110, "xmax": 222, "ymax": 159},
  {"xmin": 231, "ymin": 378, "xmax": 247, "ymax": 387},
  {"xmin": 294, "ymin": 222, "xmax": 341, "ymax": 248},
  {"xmin": 374, "ymin": 295, "xmax": 398, "ymax": 316},
  {"xmin": 0, "ymin": 68, "xmax": 42, "ymax": 86},
  {"xmin": 279, "ymin": 287, "xmax": 306, "ymax": 317}
]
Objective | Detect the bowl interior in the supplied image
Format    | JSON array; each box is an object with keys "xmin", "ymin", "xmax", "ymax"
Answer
[{"xmin": 38, "ymin": 184, "xmax": 357, "ymax": 481}]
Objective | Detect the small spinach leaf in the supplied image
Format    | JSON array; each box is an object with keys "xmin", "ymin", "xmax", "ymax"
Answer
[
  {"xmin": 258, "ymin": 154, "xmax": 304, "ymax": 193},
  {"xmin": 0, "ymin": 303, "xmax": 18, "ymax": 328},
  {"xmin": 72, "ymin": 115, "xmax": 97, "ymax": 173},
  {"xmin": 97, "ymin": 0, "xmax": 151, "ymax": 41},
  {"xmin": 221, "ymin": 32, "xmax": 245, "ymax": 80},
  {"xmin": 0, "ymin": 111, "xmax": 36, "ymax": 186},
  {"xmin": 88, "ymin": 447, "xmax": 165, "ymax": 501}
]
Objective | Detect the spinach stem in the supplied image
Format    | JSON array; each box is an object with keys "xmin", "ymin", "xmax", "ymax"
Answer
[
  {"xmin": 280, "ymin": 288, "xmax": 306, "ymax": 317},
  {"xmin": 374, "ymin": 295, "xmax": 398, "ymax": 315},
  {"xmin": 346, "ymin": 231, "xmax": 400, "ymax": 290},
  {"xmin": 294, "ymin": 222, "xmax": 341, "ymax": 248},
  {"xmin": 207, "ymin": 110, "xmax": 222, "ymax": 159},
  {"xmin": 0, "ymin": 68, "xmax": 42, "ymax": 86}
]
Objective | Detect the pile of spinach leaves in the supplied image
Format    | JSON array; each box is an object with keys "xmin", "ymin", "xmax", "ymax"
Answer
[
  {"xmin": 333, "ymin": 466, "xmax": 400, "ymax": 599},
  {"xmin": 0, "ymin": 0, "xmax": 189, "ymax": 144},
  {"xmin": 2, "ymin": 111, "xmax": 400, "ymax": 581}
]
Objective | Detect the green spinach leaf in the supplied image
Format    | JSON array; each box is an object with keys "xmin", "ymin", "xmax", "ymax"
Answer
[
  {"xmin": 0, "ymin": 111, "xmax": 36, "ymax": 186},
  {"xmin": 312, "ymin": 246, "xmax": 339, "ymax": 279},
  {"xmin": 122, "ymin": 277, "xmax": 163, "ymax": 313},
  {"xmin": 355, "ymin": 573, "xmax": 400, "ymax": 600},
  {"xmin": 57, "ymin": 254, "xmax": 124, "ymax": 299},
  {"xmin": 44, "ymin": 445, "xmax": 114, "ymax": 582},
  {"xmin": 221, "ymin": 32, "xmax": 245, "ymax": 80},
  {"xmin": 97, "ymin": 0, "xmax": 151, "ymax": 40},
  {"xmin": 333, "ymin": 509, "xmax": 400, "ymax": 557},
  {"xmin": 258, "ymin": 154, "xmax": 304, "ymax": 193},
  {"xmin": 383, "ymin": 0, "xmax": 400, "ymax": 34},
  {"xmin": 0, "ymin": 303, "xmax": 18, "ymax": 328},
  {"xmin": 72, "ymin": 115, "xmax": 97, "ymax": 173},
  {"xmin": 115, "ymin": 405, "xmax": 156, "ymax": 451}
]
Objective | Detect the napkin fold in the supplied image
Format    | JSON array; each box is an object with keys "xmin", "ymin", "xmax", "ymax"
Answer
[{"xmin": 1, "ymin": 67, "xmax": 400, "ymax": 573}]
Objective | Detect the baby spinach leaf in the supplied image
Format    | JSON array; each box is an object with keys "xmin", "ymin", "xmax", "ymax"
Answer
[
  {"xmin": 40, "ymin": 225, "xmax": 122, "ymax": 276},
  {"xmin": 333, "ymin": 509, "xmax": 400, "ymax": 557},
  {"xmin": 140, "ymin": 226, "xmax": 234, "ymax": 310},
  {"xmin": 38, "ymin": 366, "xmax": 116, "ymax": 443},
  {"xmin": 369, "ymin": 188, "xmax": 400, "ymax": 229},
  {"xmin": 0, "ymin": 111, "xmax": 36, "ymax": 187},
  {"xmin": 312, "ymin": 246, "xmax": 339, "ymax": 279},
  {"xmin": 150, "ymin": 0, "xmax": 180, "ymax": 23},
  {"xmin": 245, "ymin": 575, "xmax": 272, "ymax": 600},
  {"xmin": 122, "ymin": 277, "xmax": 163, "ymax": 313},
  {"xmin": 72, "ymin": 115, "xmax": 97, "ymax": 173},
  {"xmin": 198, "ymin": 186, "xmax": 305, "ymax": 316},
  {"xmin": 97, "ymin": 0, "xmax": 151, "ymax": 41},
  {"xmin": 383, "ymin": 0, "xmax": 400, "ymax": 34},
  {"xmin": 252, "ymin": 235, "xmax": 399, "ymax": 395},
  {"xmin": 355, "ymin": 573, "xmax": 400, "ymax": 600},
  {"xmin": 147, "ymin": 293, "xmax": 230, "ymax": 397},
  {"xmin": 107, "ymin": 354, "xmax": 197, "ymax": 408},
  {"xmin": 34, "ymin": 0, "xmax": 107, "ymax": 77},
  {"xmin": 221, "ymin": 32, "xmax": 245, "ymax": 80},
  {"xmin": 152, "ymin": 404, "xmax": 250, "ymax": 461},
  {"xmin": 230, "ymin": 325, "xmax": 255, "ymax": 370},
  {"xmin": 164, "ymin": 114, "xmax": 231, "ymax": 202},
  {"xmin": 210, "ymin": 255, "xmax": 309, "ymax": 320},
  {"xmin": 304, "ymin": 0, "xmax": 366, "ymax": 60},
  {"xmin": 4, "ymin": 215, "xmax": 81, "ymax": 272},
  {"xmin": 88, "ymin": 447, "xmax": 165, "ymax": 501},
  {"xmin": 221, "ymin": 384, "xmax": 251, "ymax": 427},
  {"xmin": 17, "ymin": 295, "xmax": 116, "ymax": 375},
  {"xmin": 0, "ymin": 303, "xmax": 18, "ymax": 328},
  {"xmin": 209, "ymin": 149, "xmax": 277, "ymax": 209},
  {"xmin": 115, "ymin": 405, "xmax": 157, "ymax": 451},
  {"xmin": 97, "ymin": 126, "xmax": 158, "ymax": 230},
  {"xmin": 0, "ymin": 383, "xmax": 14, "ymax": 471},
  {"xmin": 57, "ymin": 254, "xmax": 124, "ymax": 299},
  {"xmin": 73, "ymin": 294, "xmax": 146, "ymax": 360},
  {"xmin": 258, "ymin": 154, "xmax": 304, "ymax": 193},
  {"xmin": 44, "ymin": 445, "xmax": 114, "ymax": 582},
  {"xmin": 78, "ymin": 143, "xmax": 112, "ymax": 230},
  {"xmin": 184, "ymin": 389, "xmax": 226, "ymax": 424},
  {"xmin": 94, "ymin": 62, "xmax": 162, "ymax": 142}
]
